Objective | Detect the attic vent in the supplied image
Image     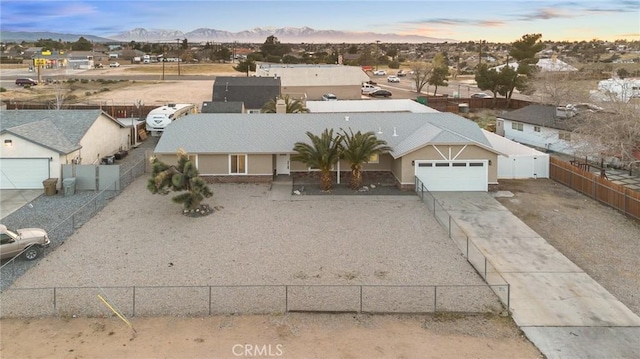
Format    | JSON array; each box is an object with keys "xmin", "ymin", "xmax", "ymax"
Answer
[
  {"xmin": 345, "ymin": 116, "xmax": 349, "ymax": 122},
  {"xmin": 168, "ymin": 103, "xmax": 176, "ymax": 108},
  {"xmin": 392, "ymin": 127, "xmax": 398, "ymax": 137}
]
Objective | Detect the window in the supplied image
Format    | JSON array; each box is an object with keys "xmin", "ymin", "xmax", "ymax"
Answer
[
  {"xmin": 230, "ymin": 154, "xmax": 246, "ymax": 174},
  {"xmin": 368, "ymin": 153, "xmax": 379, "ymax": 164},
  {"xmin": 559, "ymin": 132, "xmax": 572, "ymax": 141},
  {"xmin": 511, "ymin": 122, "xmax": 523, "ymax": 131},
  {"xmin": 452, "ymin": 163, "xmax": 467, "ymax": 167},
  {"xmin": 534, "ymin": 126, "xmax": 541, "ymax": 132}
]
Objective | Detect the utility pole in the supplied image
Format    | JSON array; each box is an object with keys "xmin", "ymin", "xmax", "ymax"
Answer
[
  {"xmin": 375, "ymin": 40, "xmax": 380, "ymax": 70},
  {"xmin": 162, "ymin": 44, "xmax": 166, "ymax": 80},
  {"xmin": 176, "ymin": 38, "xmax": 181, "ymax": 76}
]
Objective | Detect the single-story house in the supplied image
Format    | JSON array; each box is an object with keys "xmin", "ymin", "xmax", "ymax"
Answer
[
  {"xmin": 0, "ymin": 110, "xmax": 129, "ymax": 189},
  {"xmin": 255, "ymin": 63, "xmax": 370, "ymax": 100},
  {"xmin": 153, "ymin": 112, "xmax": 505, "ymax": 192},
  {"xmin": 491, "ymin": 58, "xmax": 578, "ymax": 72},
  {"xmin": 212, "ymin": 77, "xmax": 281, "ymax": 113},
  {"xmin": 496, "ymin": 104, "xmax": 597, "ymax": 157}
]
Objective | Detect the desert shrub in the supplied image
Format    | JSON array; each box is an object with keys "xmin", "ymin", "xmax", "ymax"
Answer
[
  {"xmin": 80, "ymin": 79, "xmax": 89, "ymax": 84},
  {"xmin": 85, "ymin": 91, "xmax": 92, "ymax": 96},
  {"xmin": 0, "ymin": 87, "xmax": 6, "ymax": 92},
  {"xmin": 66, "ymin": 94, "xmax": 77, "ymax": 101},
  {"xmin": 67, "ymin": 78, "xmax": 77, "ymax": 83},
  {"xmin": 100, "ymin": 88, "xmax": 110, "ymax": 92}
]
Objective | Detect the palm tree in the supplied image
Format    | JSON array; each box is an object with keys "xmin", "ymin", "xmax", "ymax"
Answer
[
  {"xmin": 261, "ymin": 94, "xmax": 309, "ymax": 113},
  {"xmin": 340, "ymin": 129, "xmax": 391, "ymax": 190},
  {"xmin": 292, "ymin": 129, "xmax": 342, "ymax": 191}
]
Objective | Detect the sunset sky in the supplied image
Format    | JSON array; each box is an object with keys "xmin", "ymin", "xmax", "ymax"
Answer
[{"xmin": 1, "ymin": 0, "xmax": 638, "ymax": 42}]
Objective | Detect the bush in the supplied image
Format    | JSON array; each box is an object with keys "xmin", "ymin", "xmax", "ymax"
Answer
[
  {"xmin": 0, "ymin": 87, "xmax": 6, "ymax": 92},
  {"xmin": 85, "ymin": 91, "xmax": 92, "ymax": 96},
  {"xmin": 66, "ymin": 94, "xmax": 77, "ymax": 101},
  {"xmin": 67, "ymin": 78, "xmax": 77, "ymax": 83},
  {"xmin": 388, "ymin": 61, "xmax": 400, "ymax": 69},
  {"xmin": 80, "ymin": 78, "xmax": 89, "ymax": 84},
  {"xmin": 100, "ymin": 88, "xmax": 110, "ymax": 92}
]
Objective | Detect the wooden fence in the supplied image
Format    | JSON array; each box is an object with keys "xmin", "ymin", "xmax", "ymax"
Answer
[{"xmin": 549, "ymin": 157, "xmax": 640, "ymax": 221}]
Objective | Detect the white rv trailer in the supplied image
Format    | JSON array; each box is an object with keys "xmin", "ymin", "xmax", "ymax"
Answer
[{"xmin": 145, "ymin": 103, "xmax": 197, "ymax": 135}]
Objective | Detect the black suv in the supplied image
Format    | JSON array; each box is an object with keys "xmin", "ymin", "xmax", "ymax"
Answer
[{"xmin": 15, "ymin": 78, "xmax": 37, "ymax": 86}]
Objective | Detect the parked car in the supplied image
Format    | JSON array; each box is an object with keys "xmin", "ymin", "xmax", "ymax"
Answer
[
  {"xmin": 15, "ymin": 78, "xmax": 37, "ymax": 86},
  {"xmin": 0, "ymin": 224, "xmax": 50, "ymax": 261},
  {"xmin": 109, "ymin": 62, "xmax": 120, "ymax": 68},
  {"xmin": 322, "ymin": 93, "xmax": 338, "ymax": 101},
  {"xmin": 470, "ymin": 92, "xmax": 492, "ymax": 98},
  {"xmin": 361, "ymin": 83, "xmax": 381, "ymax": 95},
  {"xmin": 387, "ymin": 75, "xmax": 400, "ymax": 83},
  {"xmin": 369, "ymin": 89, "xmax": 392, "ymax": 98},
  {"xmin": 372, "ymin": 70, "xmax": 387, "ymax": 76}
]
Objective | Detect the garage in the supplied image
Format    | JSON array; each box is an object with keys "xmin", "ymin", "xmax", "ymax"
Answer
[
  {"xmin": 0, "ymin": 158, "xmax": 50, "ymax": 189},
  {"xmin": 415, "ymin": 160, "xmax": 488, "ymax": 192}
]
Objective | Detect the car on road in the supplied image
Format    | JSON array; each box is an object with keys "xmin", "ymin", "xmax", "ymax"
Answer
[
  {"xmin": 372, "ymin": 70, "xmax": 387, "ymax": 76},
  {"xmin": 322, "ymin": 93, "xmax": 337, "ymax": 101},
  {"xmin": 396, "ymin": 70, "xmax": 407, "ymax": 77},
  {"xmin": 369, "ymin": 89, "xmax": 392, "ymax": 98},
  {"xmin": 15, "ymin": 78, "xmax": 37, "ymax": 86},
  {"xmin": 387, "ymin": 75, "xmax": 400, "ymax": 83},
  {"xmin": 361, "ymin": 83, "xmax": 381, "ymax": 95},
  {"xmin": 0, "ymin": 224, "xmax": 50, "ymax": 261},
  {"xmin": 109, "ymin": 62, "xmax": 120, "ymax": 68},
  {"xmin": 470, "ymin": 92, "xmax": 492, "ymax": 98}
]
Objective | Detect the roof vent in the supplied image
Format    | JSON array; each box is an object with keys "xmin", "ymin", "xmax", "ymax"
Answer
[
  {"xmin": 377, "ymin": 127, "xmax": 383, "ymax": 134},
  {"xmin": 168, "ymin": 103, "xmax": 176, "ymax": 108},
  {"xmin": 392, "ymin": 127, "xmax": 398, "ymax": 137},
  {"xmin": 345, "ymin": 116, "xmax": 349, "ymax": 122}
]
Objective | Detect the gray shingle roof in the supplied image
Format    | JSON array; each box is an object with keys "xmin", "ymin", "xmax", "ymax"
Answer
[
  {"xmin": 498, "ymin": 104, "xmax": 578, "ymax": 131},
  {"xmin": 212, "ymin": 77, "xmax": 281, "ymax": 109},
  {"xmin": 201, "ymin": 101, "xmax": 244, "ymax": 113},
  {"xmin": 0, "ymin": 109, "xmax": 116, "ymax": 154},
  {"xmin": 154, "ymin": 112, "xmax": 499, "ymax": 158}
]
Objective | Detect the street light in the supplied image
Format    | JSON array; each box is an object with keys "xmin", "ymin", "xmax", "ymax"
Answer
[{"xmin": 375, "ymin": 40, "xmax": 380, "ymax": 70}]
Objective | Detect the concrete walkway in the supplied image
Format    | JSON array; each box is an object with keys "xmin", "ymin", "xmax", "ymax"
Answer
[{"xmin": 432, "ymin": 192, "xmax": 640, "ymax": 359}]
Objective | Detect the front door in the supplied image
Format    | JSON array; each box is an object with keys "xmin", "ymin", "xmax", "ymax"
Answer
[{"xmin": 276, "ymin": 154, "xmax": 290, "ymax": 175}]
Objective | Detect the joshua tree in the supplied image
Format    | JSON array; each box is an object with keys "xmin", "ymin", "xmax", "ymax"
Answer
[
  {"xmin": 261, "ymin": 94, "xmax": 309, "ymax": 113},
  {"xmin": 292, "ymin": 129, "xmax": 342, "ymax": 191},
  {"xmin": 147, "ymin": 149, "xmax": 213, "ymax": 212},
  {"xmin": 340, "ymin": 129, "xmax": 391, "ymax": 189}
]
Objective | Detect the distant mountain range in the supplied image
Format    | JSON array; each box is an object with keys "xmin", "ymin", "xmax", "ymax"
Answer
[{"xmin": 1, "ymin": 27, "xmax": 456, "ymax": 44}]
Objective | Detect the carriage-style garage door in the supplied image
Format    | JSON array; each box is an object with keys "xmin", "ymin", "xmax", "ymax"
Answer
[
  {"xmin": 0, "ymin": 158, "xmax": 50, "ymax": 189},
  {"xmin": 415, "ymin": 160, "xmax": 488, "ymax": 191}
]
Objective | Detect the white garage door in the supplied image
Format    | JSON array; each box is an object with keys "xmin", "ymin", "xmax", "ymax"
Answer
[
  {"xmin": 0, "ymin": 158, "xmax": 50, "ymax": 189},
  {"xmin": 415, "ymin": 160, "xmax": 488, "ymax": 192}
]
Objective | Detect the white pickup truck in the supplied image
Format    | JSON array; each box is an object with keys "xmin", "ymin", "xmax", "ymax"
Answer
[
  {"xmin": 361, "ymin": 83, "xmax": 381, "ymax": 95},
  {"xmin": 0, "ymin": 224, "xmax": 50, "ymax": 261}
]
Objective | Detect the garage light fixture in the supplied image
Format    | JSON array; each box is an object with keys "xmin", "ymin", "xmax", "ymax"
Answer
[{"xmin": 3, "ymin": 139, "xmax": 12, "ymax": 147}]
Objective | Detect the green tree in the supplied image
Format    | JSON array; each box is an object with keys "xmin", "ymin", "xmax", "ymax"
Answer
[
  {"xmin": 505, "ymin": 33, "xmax": 545, "ymax": 103},
  {"xmin": 233, "ymin": 58, "xmax": 256, "ymax": 76},
  {"xmin": 292, "ymin": 129, "xmax": 342, "ymax": 191},
  {"xmin": 147, "ymin": 149, "xmax": 213, "ymax": 212},
  {"xmin": 213, "ymin": 47, "xmax": 232, "ymax": 63},
  {"xmin": 475, "ymin": 63, "xmax": 501, "ymax": 103},
  {"xmin": 428, "ymin": 53, "xmax": 449, "ymax": 95},
  {"xmin": 260, "ymin": 35, "xmax": 291, "ymax": 58},
  {"xmin": 340, "ymin": 129, "xmax": 391, "ymax": 189},
  {"xmin": 261, "ymin": 95, "xmax": 309, "ymax": 113},
  {"xmin": 617, "ymin": 68, "xmax": 630, "ymax": 79},
  {"xmin": 71, "ymin": 36, "xmax": 92, "ymax": 51}
]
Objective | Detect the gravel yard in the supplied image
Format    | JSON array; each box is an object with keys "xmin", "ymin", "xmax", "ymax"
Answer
[{"xmin": 1, "ymin": 174, "xmax": 502, "ymax": 316}]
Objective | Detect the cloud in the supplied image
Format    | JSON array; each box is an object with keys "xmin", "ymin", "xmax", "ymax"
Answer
[
  {"xmin": 516, "ymin": 7, "xmax": 575, "ymax": 21},
  {"xmin": 403, "ymin": 18, "xmax": 505, "ymax": 27}
]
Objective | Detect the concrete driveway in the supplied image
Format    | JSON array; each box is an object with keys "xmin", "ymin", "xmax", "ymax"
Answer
[{"xmin": 0, "ymin": 189, "xmax": 43, "ymax": 220}]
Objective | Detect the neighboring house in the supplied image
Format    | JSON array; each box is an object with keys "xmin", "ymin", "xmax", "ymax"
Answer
[
  {"xmin": 201, "ymin": 101, "xmax": 245, "ymax": 113},
  {"xmin": 593, "ymin": 77, "xmax": 640, "ymax": 103},
  {"xmin": 255, "ymin": 63, "xmax": 370, "ymax": 100},
  {"xmin": 306, "ymin": 99, "xmax": 440, "ymax": 114},
  {"xmin": 0, "ymin": 110, "xmax": 129, "ymax": 189},
  {"xmin": 496, "ymin": 104, "xmax": 587, "ymax": 156},
  {"xmin": 153, "ymin": 112, "xmax": 504, "ymax": 192},
  {"xmin": 212, "ymin": 77, "xmax": 281, "ymax": 113},
  {"xmin": 491, "ymin": 58, "xmax": 578, "ymax": 72},
  {"xmin": 67, "ymin": 51, "xmax": 99, "ymax": 70}
]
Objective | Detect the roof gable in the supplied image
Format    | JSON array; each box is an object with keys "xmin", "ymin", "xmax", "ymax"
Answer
[{"xmin": 0, "ymin": 110, "xmax": 116, "ymax": 154}]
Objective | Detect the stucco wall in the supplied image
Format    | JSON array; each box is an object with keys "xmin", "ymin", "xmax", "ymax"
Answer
[
  {"xmin": 198, "ymin": 154, "xmax": 229, "ymax": 175},
  {"xmin": 79, "ymin": 114, "xmax": 129, "ymax": 164},
  {"xmin": 248, "ymin": 154, "xmax": 273, "ymax": 175},
  {"xmin": 399, "ymin": 145, "xmax": 498, "ymax": 185}
]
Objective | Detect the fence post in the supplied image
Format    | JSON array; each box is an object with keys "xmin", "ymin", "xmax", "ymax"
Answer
[
  {"xmin": 53, "ymin": 287, "xmax": 57, "ymax": 315},
  {"xmin": 285, "ymin": 285, "xmax": 288, "ymax": 313},
  {"xmin": 466, "ymin": 235, "xmax": 469, "ymax": 258},
  {"xmin": 132, "ymin": 286, "xmax": 136, "ymax": 317},
  {"xmin": 507, "ymin": 284, "xmax": 510, "ymax": 311},
  {"xmin": 209, "ymin": 286, "xmax": 212, "ymax": 316},
  {"xmin": 433, "ymin": 286, "xmax": 437, "ymax": 312},
  {"xmin": 448, "ymin": 216, "xmax": 451, "ymax": 238},
  {"xmin": 484, "ymin": 258, "xmax": 487, "ymax": 279},
  {"xmin": 360, "ymin": 286, "xmax": 363, "ymax": 313}
]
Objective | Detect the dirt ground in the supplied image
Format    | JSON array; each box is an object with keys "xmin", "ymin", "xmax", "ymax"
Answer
[{"xmin": 0, "ymin": 313, "xmax": 541, "ymax": 359}]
